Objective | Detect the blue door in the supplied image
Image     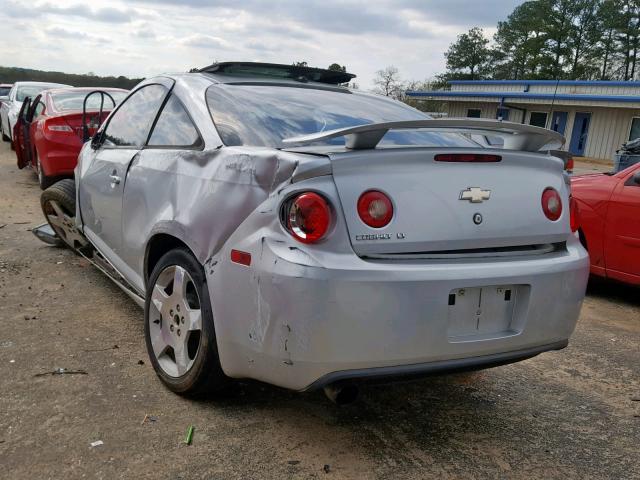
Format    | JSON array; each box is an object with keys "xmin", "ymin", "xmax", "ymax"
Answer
[
  {"xmin": 569, "ymin": 112, "xmax": 591, "ymax": 156},
  {"xmin": 551, "ymin": 111, "xmax": 568, "ymax": 134}
]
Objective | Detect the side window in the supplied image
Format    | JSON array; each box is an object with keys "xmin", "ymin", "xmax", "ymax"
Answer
[
  {"xmin": 148, "ymin": 95, "xmax": 201, "ymax": 147},
  {"xmin": 33, "ymin": 101, "xmax": 45, "ymax": 119},
  {"xmin": 103, "ymin": 84, "xmax": 167, "ymax": 147}
]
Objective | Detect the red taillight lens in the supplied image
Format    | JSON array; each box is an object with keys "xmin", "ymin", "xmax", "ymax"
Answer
[
  {"xmin": 566, "ymin": 156, "xmax": 574, "ymax": 172},
  {"xmin": 287, "ymin": 192, "xmax": 331, "ymax": 243},
  {"xmin": 569, "ymin": 196, "xmax": 579, "ymax": 232},
  {"xmin": 435, "ymin": 154, "xmax": 502, "ymax": 163},
  {"xmin": 357, "ymin": 190, "xmax": 393, "ymax": 228},
  {"xmin": 541, "ymin": 187, "xmax": 563, "ymax": 221}
]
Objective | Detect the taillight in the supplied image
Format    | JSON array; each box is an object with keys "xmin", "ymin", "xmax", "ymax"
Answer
[
  {"xmin": 45, "ymin": 118, "xmax": 74, "ymax": 134},
  {"xmin": 566, "ymin": 156, "xmax": 574, "ymax": 172},
  {"xmin": 357, "ymin": 190, "xmax": 393, "ymax": 228},
  {"xmin": 569, "ymin": 196, "xmax": 579, "ymax": 232},
  {"xmin": 541, "ymin": 187, "xmax": 563, "ymax": 221},
  {"xmin": 286, "ymin": 192, "xmax": 331, "ymax": 243},
  {"xmin": 435, "ymin": 154, "xmax": 501, "ymax": 162}
]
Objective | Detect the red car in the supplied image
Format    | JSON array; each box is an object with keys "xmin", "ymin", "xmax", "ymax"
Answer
[
  {"xmin": 14, "ymin": 87, "xmax": 128, "ymax": 188},
  {"xmin": 572, "ymin": 163, "xmax": 640, "ymax": 285}
]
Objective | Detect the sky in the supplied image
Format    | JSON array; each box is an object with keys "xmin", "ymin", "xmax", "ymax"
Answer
[{"xmin": 0, "ymin": 0, "xmax": 523, "ymax": 89}]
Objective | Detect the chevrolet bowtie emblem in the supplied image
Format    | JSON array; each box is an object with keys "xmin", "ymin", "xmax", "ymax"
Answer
[{"xmin": 460, "ymin": 187, "xmax": 491, "ymax": 203}]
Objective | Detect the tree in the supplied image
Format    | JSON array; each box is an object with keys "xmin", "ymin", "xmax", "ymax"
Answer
[
  {"xmin": 372, "ymin": 66, "xmax": 404, "ymax": 99},
  {"xmin": 492, "ymin": 1, "xmax": 547, "ymax": 79},
  {"xmin": 567, "ymin": 0, "xmax": 601, "ymax": 79},
  {"xmin": 444, "ymin": 27, "xmax": 491, "ymax": 80},
  {"xmin": 595, "ymin": 0, "xmax": 624, "ymax": 79},
  {"xmin": 615, "ymin": 0, "xmax": 640, "ymax": 80},
  {"xmin": 292, "ymin": 61, "xmax": 308, "ymax": 67}
]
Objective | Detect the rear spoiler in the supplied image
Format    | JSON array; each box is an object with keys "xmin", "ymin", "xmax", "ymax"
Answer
[{"xmin": 282, "ymin": 119, "xmax": 565, "ymax": 152}]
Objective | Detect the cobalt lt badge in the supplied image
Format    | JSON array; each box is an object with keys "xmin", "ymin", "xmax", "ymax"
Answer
[{"xmin": 473, "ymin": 213, "xmax": 483, "ymax": 225}]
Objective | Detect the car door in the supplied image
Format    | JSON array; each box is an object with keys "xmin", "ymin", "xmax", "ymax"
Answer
[
  {"xmin": 79, "ymin": 81, "xmax": 172, "ymax": 266},
  {"xmin": 14, "ymin": 96, "xmax": 32, "ymax": 169},
  {"xmin": 603, "ymin": 165, "xmax": 640, "ymax": 283},
  {"xmin": 118, "ymin": 92, "xmax": 204, "ymax": 289}
]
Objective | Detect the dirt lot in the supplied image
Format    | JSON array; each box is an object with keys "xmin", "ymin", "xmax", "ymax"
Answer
[{"xmin": 0, "ymin": 141, "xmax": 638, "ymax": 480}]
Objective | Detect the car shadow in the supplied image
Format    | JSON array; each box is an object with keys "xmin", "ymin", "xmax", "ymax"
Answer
[
  {"xmin": 586, "ymin": 276, "xmax": 639, "ymax": 307},
  {"xmin": 191, "ymin": 365, "xmax": 611, "ymax": 472}
]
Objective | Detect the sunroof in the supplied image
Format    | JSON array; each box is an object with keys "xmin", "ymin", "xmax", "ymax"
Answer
[{"xmin": 198, "ymin": 62, "xmax": 356, "ymax": 85}]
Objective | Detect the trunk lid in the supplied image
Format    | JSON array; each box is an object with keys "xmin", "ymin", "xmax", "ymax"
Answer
[
  {"xmin": 329, "ymin": 148, "xmax": 570, "ymax": 257},
  {"xmin": 61, "ymin": 111, "xmax": 112, "ymax": 140}
]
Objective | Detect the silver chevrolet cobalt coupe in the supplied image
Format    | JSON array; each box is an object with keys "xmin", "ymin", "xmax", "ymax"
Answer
[{"xmin": 38, "ymin": 63, "xmax": 589, "ymax": 401}]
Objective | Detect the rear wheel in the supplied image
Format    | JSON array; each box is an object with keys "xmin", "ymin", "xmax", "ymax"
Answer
[
  {"xmin": 40, "ymin": 179, "xmax": 85, "ymax": 250},
  {"xmin": 36, "ymin": 154, "xmax": 55, "ymax": 190},
  {"xmin": 1, "ymin": 122, "xmax": 9, "ymax": 142},
  {"xmin": 145, "ymin": 248, "xmax": 228, "ymax": 396}
]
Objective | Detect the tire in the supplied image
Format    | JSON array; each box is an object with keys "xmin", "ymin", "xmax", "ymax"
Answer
[
  {"xmin": 1, "ymin": 122, "xmax": 9, "ymax": 142},
  {"xmin": 145, "ymin": 248, "xmax": 228, "ymax": 396},
  {"xmin": 36, "ymin": 154, "xmax": 55, "ymax": 190},
  {"xmin": 7, "ymin": 121, "xmax": 14, "ymax": 149},
  {"xmin": 40, "ymin": 179, "xmax": 79, "ymax": 249}
]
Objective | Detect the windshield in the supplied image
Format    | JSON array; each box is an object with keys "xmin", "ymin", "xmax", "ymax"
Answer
[
  {"xmin": 51, "ymin": 91, "xmax": 128, "ymax": 111},
  {"xmin": 16, "ymin": 85, "xmax": 58, "ymax": 102},
  {"xmin": 206, "ymin": 84, "xmax": 476, "ymax": 148}
]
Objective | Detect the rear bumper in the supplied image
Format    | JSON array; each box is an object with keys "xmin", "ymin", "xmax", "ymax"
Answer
[
  {"xmin": 304, "ymin": 340, "xmax": 568, "ymax": 390},
  {"xmin": 209, "ymin": 236, "xmax": 589, "ymax": 391},
  {"xmin": 39, "ymin": 139, "xmax": 81, "ymax": 177}
]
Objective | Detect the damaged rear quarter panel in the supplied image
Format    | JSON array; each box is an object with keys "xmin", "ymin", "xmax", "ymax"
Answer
[{"xmin": 119, "ymin": 146, "xmax": 303, "ymax": 293}]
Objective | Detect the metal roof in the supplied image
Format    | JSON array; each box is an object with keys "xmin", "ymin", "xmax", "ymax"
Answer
[
  {"xmin": 406, "ymin": 90, "xmax": 640, "ymax": 104},
  {"xmin": 448, "ymin": 79, "xmax": 640, "ymax": 87}
]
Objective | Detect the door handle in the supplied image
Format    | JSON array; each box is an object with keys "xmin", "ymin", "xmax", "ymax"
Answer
[{"xmin": 109, "ymin": 174, "xmax": 121, "ymax": 186}]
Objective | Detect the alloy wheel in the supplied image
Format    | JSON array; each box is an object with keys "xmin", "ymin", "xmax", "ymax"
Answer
[
  {"xmin": 148, "ymin": 265, "xmax": 203, "ymax": 377},
  {"xmin": 42, "ymin": 199, "xmax": 86, "ymax": 249}
]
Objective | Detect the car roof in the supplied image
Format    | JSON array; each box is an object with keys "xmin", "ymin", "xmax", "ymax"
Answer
[
  {"xmin": 13, "ymin": 81, "xmax": 71, "ymax": 88},
  {"xmin": 159, "ymin": 72, "xmax": 352, "ymax": 94},
  {"xmin": 0, "ymin": 83, "xmax": 12, "ymax": 87},
  {"xmin": 44, "ymin": 87, "xmax": 129, "ymax": 95},
  {"xmin": 150, "ymin": 62, "xmax": 355, "ymax": 93}
]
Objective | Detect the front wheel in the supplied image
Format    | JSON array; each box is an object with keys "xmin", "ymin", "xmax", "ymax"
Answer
[
  {"xmin": 40, "ymin": 179, "xmax": 85, "ymax": 250},
  {"xmin": 145, "ymin": 248, "xmax": 228, "ymax": 396}
]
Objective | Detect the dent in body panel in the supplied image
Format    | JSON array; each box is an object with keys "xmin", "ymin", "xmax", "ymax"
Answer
[{"xmin": 119, "ymin": 146, "xmax": 301, "ymax": 292}]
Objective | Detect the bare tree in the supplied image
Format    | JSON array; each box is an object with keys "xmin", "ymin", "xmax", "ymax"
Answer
[{"xmin": 373, "ymin": 66, "xmax": 404, "ymax": 99}]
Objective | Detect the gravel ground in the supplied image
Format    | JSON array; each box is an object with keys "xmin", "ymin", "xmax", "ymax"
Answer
[{"xmin": 0, "ymin": 142, "xmax": 638, "ymax": 479}]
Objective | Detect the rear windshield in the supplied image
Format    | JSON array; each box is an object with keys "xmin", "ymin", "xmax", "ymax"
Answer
[
  {"xmin": 16, "ymin": 85, "xmax": 59, "ymax": 102},
  {"xmin": 51, "ymin": 91, "xmax": 128, "ymax": 111},
  {"xmin": 206, "ymin": 84, "xmax": 476, "ymax": 148}
]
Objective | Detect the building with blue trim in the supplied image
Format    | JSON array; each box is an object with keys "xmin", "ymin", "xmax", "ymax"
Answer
[{"xmin": 407, "ymin": 80, "xmax": 640, "ymax": 161}]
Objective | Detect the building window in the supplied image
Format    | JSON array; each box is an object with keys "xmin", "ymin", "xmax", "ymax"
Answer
[
  {"xmin": 467, "ymin": 109, "xmax": 481, "ymax": 118},
  {"xmin": 630, "ymin": 117, "xmax": 640, "ymax": 141},
  {"xmin": 529, "ymin": 112, "xmax": 548, "ymax": 128}
]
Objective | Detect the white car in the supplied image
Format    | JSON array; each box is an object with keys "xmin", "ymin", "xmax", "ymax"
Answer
[{"xmin": 0, "ymin": 81, "xmax": 70, "ymax": 143}]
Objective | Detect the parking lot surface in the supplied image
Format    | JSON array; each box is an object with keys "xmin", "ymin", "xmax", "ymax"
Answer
[{"xmin": 0, "ymin": 142, "xmax": 638, "ymax": 479}]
